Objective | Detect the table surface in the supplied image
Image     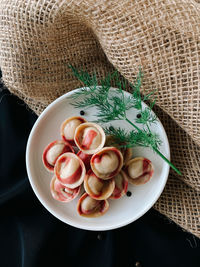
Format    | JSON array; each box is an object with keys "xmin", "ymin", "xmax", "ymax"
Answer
[{"xmin": 0, "ymin": 73, "xmax": 200, "ymax": 267}]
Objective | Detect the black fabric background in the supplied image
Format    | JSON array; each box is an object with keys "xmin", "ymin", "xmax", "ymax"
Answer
[{"xmin": 0, "ymin": 71, "xmax": 200, "ymax": 267}]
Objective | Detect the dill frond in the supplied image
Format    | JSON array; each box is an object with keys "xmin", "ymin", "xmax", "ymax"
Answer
[
  {"xmin": 104, "ymin": 126, "xmax": 162, "ymax": 150},
  {"xmin": 69, "ymin": 65, "xmax": 182, "ymax": 175}
]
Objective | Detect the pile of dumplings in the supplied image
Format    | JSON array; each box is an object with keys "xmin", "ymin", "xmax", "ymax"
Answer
[{"xmin": 42, "ymin": 116, "xmax": 154, "ymax": 218}]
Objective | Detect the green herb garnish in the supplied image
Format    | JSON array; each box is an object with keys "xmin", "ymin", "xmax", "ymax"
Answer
[{"xmin": 69, "ymin": 65, "xmax": 181, "ymax": 175}]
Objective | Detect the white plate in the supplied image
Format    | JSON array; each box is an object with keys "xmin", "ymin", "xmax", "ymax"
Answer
[{"xmin": 26, "ymin": 88, "xmax": 170, "ymax": 231}]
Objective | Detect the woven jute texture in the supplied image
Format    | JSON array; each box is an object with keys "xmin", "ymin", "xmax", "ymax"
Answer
[{"xmin": 0, "ymin": 0, "xmax": 199, "ymax": 237}]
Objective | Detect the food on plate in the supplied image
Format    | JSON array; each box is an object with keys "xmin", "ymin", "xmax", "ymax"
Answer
[
  {"xmin": 50, "ymin": 175, "xmax": 81, "ymax": 202},
  {"xmin": 42, "ymin": 116, "xmax": 154, "ymax": 218},
  {"xmin": 90, "ymin": 147, "xmax": 123, "ymax": 179},
  {"xmin": 54, "ymin": 152, "xmax": 86, "ymax": 188},
  {"xmin": 84, "ymin": 170, "xmax": 115, "ymax": 200},
  {"xmin": 77, "ymin": 193, "xmax": 109, "ymax": 217},
  {"xmin": 110, "ymin": 170, "xmax": 128, "ymax": 199},
  {"xmin": 124, "ymin": 157, "xmax": 154, "ymax": 185},
  {"xmin": 61, "ymin": 116, "xmax": 86, "ymax": 145},
  {"xmin": 74, "ymin": 122, "xmax": 105, "ymax": 154},
  {"xmin": 42, "ymin": 140, "xmax": 74, "ymax": 172}
]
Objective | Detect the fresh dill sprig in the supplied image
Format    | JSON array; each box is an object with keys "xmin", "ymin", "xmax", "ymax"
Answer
[
  {"xmin": 69, "ymin": 65, "xmax": 97, "ymax": 87},
  {"xmin": 129, "ymin": 68, "xmax": 143, "ymax": 110},
  {"xmin": 104, "ymin": 126, "xmax": 162, "ymax": 150},
  {"xmin": 69, "ymin": 66, "xmax": 182, "ymax": 175},
  {"xmin": 69, "ymin": 66, "xmax": 157, "ymax": 131}
]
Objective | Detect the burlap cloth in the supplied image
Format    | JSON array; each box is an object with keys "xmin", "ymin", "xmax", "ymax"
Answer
[{"xmin": 0, "ymin": 0, "xmax": 199, "ymax": 237}]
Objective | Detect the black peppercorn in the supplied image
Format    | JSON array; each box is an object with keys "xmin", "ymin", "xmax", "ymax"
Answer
[
  {"xmin": 80, "ymin": 110, "xmax": 85, "ymax": 115},
  {"xmin": 136, "ymin": 113, "xmax": 141, "ymax": 118},
  {"xmin": 126, "ymin": 191, "xmax": 132, "ymax": 197}
]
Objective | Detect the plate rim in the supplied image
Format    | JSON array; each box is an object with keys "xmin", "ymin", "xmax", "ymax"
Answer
[{"xmin": 26, "ymin": 87, "xmax": 170, "ymax": 231}]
